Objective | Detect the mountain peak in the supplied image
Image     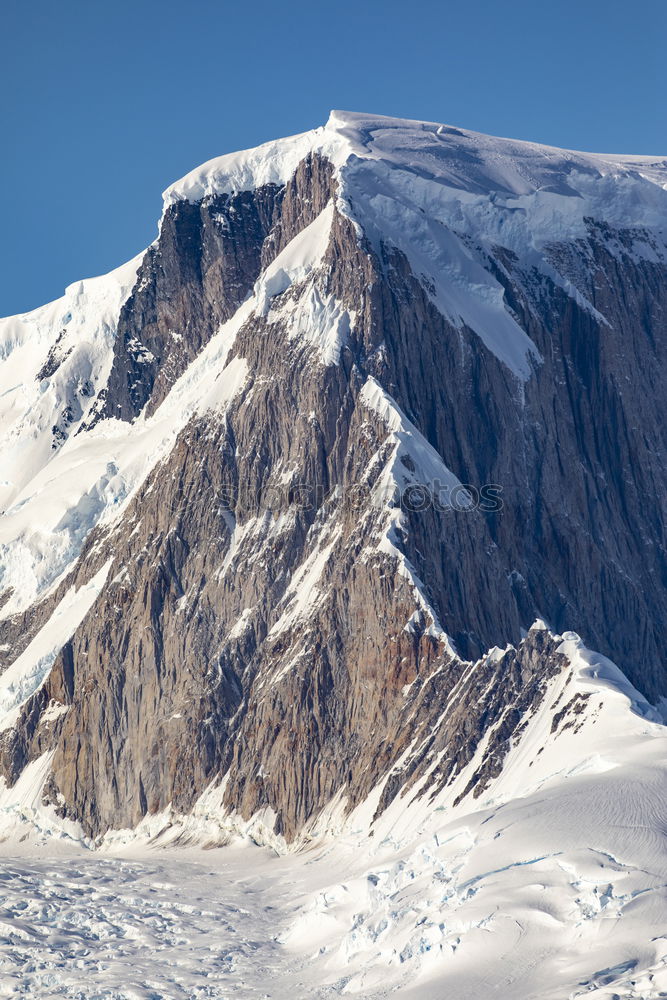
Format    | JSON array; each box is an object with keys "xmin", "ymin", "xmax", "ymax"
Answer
[
  {"xmin": 2, "ymin": 99, "xmax": 667, "ymax": 999},
  {"xmin": 162, "ymin": 110, "xmax": 667, "ymax": 237}
]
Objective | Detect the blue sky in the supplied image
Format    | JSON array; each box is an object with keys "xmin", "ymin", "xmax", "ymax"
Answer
[{"xmin": 1, "ymin": 0, "xmax": 664, "ymax": 316}]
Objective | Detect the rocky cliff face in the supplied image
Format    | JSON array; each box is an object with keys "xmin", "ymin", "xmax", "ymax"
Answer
[{"xmin": 0, "ymin": 111, "xmax": 665, "ymax": 843}]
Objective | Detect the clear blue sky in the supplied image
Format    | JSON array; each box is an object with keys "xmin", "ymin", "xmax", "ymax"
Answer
[{"xmin": 1, "ymin": 0, "xmax": 664, "ymax": 317}]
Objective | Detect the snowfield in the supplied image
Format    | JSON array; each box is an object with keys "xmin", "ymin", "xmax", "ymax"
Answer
[{"xmin": 0, "ymin": 628, "xmax": 666, "ymax": 999}]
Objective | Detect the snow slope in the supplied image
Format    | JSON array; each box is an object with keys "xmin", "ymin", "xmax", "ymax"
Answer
[
  {"xmin": 0, "ymin": 307, "xmax": 249, "ymax": 620},
  {"xmin": 0, "ymin": 254, "xmax": 143, "ymax": 515},
  {"xmin": 281, "ymin": 629, "xmax": 667, "ymax": 999},
  {"xmin": 0, "ymin": 561, "xmax": 111, "ymax": 732}
]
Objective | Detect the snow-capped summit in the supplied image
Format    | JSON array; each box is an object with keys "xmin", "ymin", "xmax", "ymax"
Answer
[
  {"xmin": 164, "ymin": 112, "xmax": 667, "ymax": 380},
  {"xmin": 165, "ymin": 109, "xmax": 667, "ymax": 221}
]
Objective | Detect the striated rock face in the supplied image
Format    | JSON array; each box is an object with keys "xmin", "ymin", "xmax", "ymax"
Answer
[
  {"xmin": 0, "ymin": 111, "xmax": 666, "ymax": 841},
  {"xmin": 89, "ymin": 154, "xmax": 337, "ymax": 425}
]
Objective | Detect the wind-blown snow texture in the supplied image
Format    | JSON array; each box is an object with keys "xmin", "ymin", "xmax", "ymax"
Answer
[{"xmin": 1, "ymin": 111, "xmax": 666, "ymax": 998}]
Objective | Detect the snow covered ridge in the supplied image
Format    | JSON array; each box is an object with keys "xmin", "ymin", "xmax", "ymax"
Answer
[
  {"xmin": 163, "ymin": 109, "xmax": 667, "ymax": 379},
  {"xmin": 164, "ymin": 109, "xmax": 667, "ymax": 222},
  {"xmin": 163, "ymin": 110, "xmax": 667, "ymax": 260}
]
